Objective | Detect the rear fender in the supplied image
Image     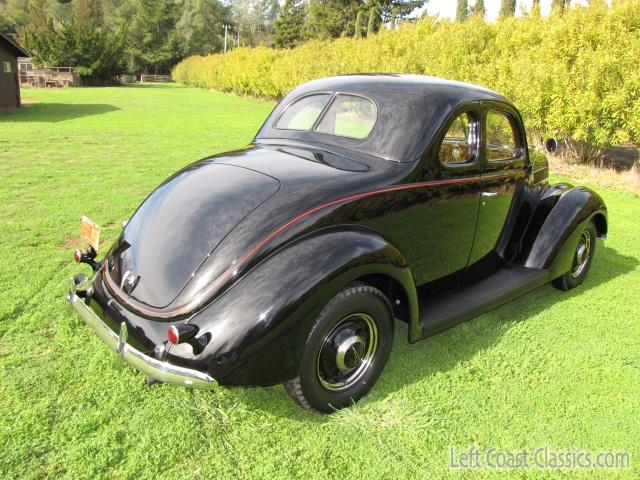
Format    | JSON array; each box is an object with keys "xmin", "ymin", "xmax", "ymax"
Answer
[
  {"xmin": 186, "ymin": 226, "xmax": 417, "ymax": 386},
  {"xmin": 524, "ymin": 186, "xmax": 607, "ymax": 277}
]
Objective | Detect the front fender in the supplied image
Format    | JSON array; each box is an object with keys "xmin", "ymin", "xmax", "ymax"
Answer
[
  {"xmin": 524, "ymin": 186, "xmax": 607, "ymax": 277},
  {"xmin": 187, "ymin": 226, "xmax": 417, "ymax": 386}
]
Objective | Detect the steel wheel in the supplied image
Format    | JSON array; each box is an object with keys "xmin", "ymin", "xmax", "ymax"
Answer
[
  {"xmin": 552, "ymin": 222, "xmax": 597, "ymax": 291},
  {"xmin": 570, "ymin": 230, "xmax": 592, "ymax": 279},
  {"xmin": 316, "ymin": 313, "xmax": 378, "ymax": 391},
  {"xmin": 284, "ymin": 283, "xmax": 394, "ymax": 413}
]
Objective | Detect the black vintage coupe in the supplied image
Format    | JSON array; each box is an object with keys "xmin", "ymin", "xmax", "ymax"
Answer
[{"xmin": 68, "ymin": 75, "xmax": 607, "ymax": 413}]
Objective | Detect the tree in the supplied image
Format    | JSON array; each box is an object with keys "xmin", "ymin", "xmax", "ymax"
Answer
[
  {"xmin": 302, "ymin": 1, "xmax": 423, "ymax": 40},
  {"xmin": 177, "ymin": 0, "xmax": 231, "ymax": 55},
  {"xmin": 19, "ymin": 0, "xmax": 57, "ymax": 63},
  {"xmin": 456, "ymin": 0, "xmax": 468, "ymax": 22},
  {"xmin": 0, "ymin": 0, "xmax": 28, "ymax": 35},
  {"xmin": 366, "ymin": 6, "xmax": 379, "ymax": 37},
  {"xmin": 124, "ymin": 0, "xmax": 182, "ymax": 74},
  {"xmin": 305, "ymin": 0, "xmax": 361, "ymax": 40},
  {"xmin": 230, "ymin": 0, "xmax": 281, "ymax": 47},
  {"xmin": 257, "ymin": 0, "xmax": 281, "ymax": 45},
  {"xmin": 377, "ymin": 0, "xmax": 424, "ymax": 23},
  {"xmin": 473, "ymin": 0, "xmax": 486, "ymax": 18},
  {"xmin": 73, "ymin": 0, "xmax": 103, "ymax": 26},
  {"xmin": 353, "ymin": 10, "xmax": 363, "ymax": 37},
  {"xmin": 499, "ymin": 0, "xmax": 516, "ymax": 19},
  {"xmin": 275, "ymin": 0, "xmax": 306, "ymax": 48},
  {"xmin": 20, "ymin": 0, "xmax": 127, "ymax": 83}
]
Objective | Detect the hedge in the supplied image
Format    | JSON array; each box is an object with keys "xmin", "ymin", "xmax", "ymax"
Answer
[{"xmin": 173, "ymin": 1, "xmax": 640, "ymax": 150}]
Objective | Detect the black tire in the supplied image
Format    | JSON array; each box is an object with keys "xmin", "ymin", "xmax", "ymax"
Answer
[
  {"xmin": 284, "ymin": 283, "xmax": 394, "ymax": 413},
  {"xmin": 552, "ymin": 222, "xmax": 597, "ymax": 291}
]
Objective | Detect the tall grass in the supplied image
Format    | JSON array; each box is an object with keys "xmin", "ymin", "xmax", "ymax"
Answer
[{"xmin": 174, "ymin": 1, "xmax": 640, "ymax": 154}]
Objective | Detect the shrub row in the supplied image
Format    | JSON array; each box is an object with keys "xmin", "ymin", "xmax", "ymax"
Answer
[{"xmin": 173, "ymin": 1, "xmax": 640, "ymax": 149}]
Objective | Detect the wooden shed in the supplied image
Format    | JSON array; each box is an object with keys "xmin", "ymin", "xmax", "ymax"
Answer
[{"xmin": 0, "ymin": 32, "xmax": 29, "ymax": 109}]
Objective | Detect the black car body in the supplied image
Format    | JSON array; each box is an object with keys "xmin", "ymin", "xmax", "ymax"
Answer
[{"xmin": 68, "ymin": 75, "xmax": 607, "ymax": 412}]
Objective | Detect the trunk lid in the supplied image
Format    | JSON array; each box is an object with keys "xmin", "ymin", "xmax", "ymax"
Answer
[{"xmin": 107, "ymin": 162, "xmax": 280, "ymax": 308}]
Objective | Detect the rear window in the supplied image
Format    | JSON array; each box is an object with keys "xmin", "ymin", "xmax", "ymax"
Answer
[
  {"xmin": 315, "ymin": 95, "xmax": 377, "ymax": 139},
  {"xmin": 275, "ymin": 94, "xmax": 331, "ymax": 130},
  {"xmin": 274, "ymin": 93, "xmax": 377, "ymax": 140}
]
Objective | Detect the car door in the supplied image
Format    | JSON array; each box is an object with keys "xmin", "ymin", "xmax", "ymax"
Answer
[
  {"xmin": 467, "ymin": 106, "xmax": 528, "ymax": 266},
  {"xmin": 408, "ymin": 108, "xmax": 483, "ymax": 285}
]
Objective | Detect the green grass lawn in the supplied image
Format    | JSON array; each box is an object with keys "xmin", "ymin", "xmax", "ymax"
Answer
[{"xmin": 1, "ymin": 85, "xmax": 639, "ymax": 479}]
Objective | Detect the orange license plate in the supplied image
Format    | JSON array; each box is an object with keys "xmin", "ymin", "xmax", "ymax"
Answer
[{"xmin": 80, "ymin": 215, "xmax": 100, "ymax": 251}]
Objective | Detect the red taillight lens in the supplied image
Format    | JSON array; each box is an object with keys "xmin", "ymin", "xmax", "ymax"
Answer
[
  {"xmin": 73, "ymin": 249, "xmax": 82, "ymax": 263},
  {"xmin": 167, "ymin": 326, "xmax": 179, "ymax": 345}
]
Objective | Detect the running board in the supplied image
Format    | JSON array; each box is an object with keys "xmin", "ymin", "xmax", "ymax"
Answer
[{"xmin": 420, "ymin": 265, "xmax": 550, "ymax": 338}]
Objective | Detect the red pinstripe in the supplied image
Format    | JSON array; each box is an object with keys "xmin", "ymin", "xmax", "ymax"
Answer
[{"xmin": 104, "ymin": 173, "xmax": 508, "ymax": 317}]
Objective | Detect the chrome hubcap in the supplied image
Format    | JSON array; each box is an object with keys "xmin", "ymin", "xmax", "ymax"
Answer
[
  {"xmin": 317, "ymin": 313, "xmax": 378, "ymax": 391},
  {"xmin": 571, "ymin": 230, "xmax": 592, "ymax": 278},
  {"xmin": 335, "ymin": 334, "xmax": 366, "ymax": 372}
]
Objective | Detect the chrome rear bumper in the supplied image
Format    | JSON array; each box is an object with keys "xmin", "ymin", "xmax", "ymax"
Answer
[{"xmin": 66, "ymin": 274, "xmax": 217, "ymax": 390}]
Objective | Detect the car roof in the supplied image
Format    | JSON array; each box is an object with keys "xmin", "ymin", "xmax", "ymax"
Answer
[
  {"xmin": 295, "ymin": 74, "xmax": 508, "ymax": 103},
  {"xmin": 256, "ymin": 74, "xmax": 513, "ymax": 162}
]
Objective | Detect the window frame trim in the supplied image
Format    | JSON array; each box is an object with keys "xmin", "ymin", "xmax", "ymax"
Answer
[
  {"xmin": 272, "ymin": 91, "xmax": 334, "ymax": 132},
  {"xmin": 483, "ymin": 109, "xmax": 525, "ymax": 165},
  {"xmin": 271, "ymin": 91, "xmax": 379, "ymax": 141},
  {"xmin": 436, "ymin": 109, "xmax": 482, "ymax": 170},
  {"xmin": 312, "ymin": 92, "xmax": 379, "ymax": 141}
]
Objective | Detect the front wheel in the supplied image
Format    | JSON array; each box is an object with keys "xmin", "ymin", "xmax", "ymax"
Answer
[
  {"xmin": 284, "ymin": 283, "xmax": 394, "ymax": 413},
  {"xmin": 552, "ymin": 222, "xmax": 597, "ymax": 291}
]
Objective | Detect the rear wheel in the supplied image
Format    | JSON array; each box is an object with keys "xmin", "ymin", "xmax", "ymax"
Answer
[
  {"xmin": 284, "ymin": 283, "xmax": 393, "ymax": 413},
  {"xmin": 552, "ymin": 222, "xmax": 597, "ymax": 291}
]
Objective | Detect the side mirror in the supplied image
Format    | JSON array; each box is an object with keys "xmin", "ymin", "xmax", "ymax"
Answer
[{"xmin": 545, "ymin": 138, "xmax": 558, "ymax": 154}]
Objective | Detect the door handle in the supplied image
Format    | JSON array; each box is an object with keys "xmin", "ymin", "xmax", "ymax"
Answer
[{"xmin": 481, "ymin": 192, "xmax": 498, "ymax": 197}]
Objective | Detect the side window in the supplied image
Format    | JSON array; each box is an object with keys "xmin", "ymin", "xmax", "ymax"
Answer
[
  {"xmin": 275, "ymin": 94, "xmax": 331, "ymax": 131},
  {"xmin": 485, "ymin": 111, "xmax": 519, "ymax": 162},
  {"xmin": 439, "ymin": 112, "xmax": 478, "ymax": 165},
  {"xmin": 2, "ymin": 61, "xmax": 12, "ymax": 73}
]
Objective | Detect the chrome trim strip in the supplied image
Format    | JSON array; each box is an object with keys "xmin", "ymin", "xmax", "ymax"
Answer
[{"xmin": 66, "ymin": 277, "xmax": 217, "ymax": 390}]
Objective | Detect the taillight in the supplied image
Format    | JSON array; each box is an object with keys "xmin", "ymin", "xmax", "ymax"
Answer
[
  {"xmin": 72, "ymin": 246, "xmax": 100, "ymax": 272},
  {"xmin": 167, "ymin": 325, "xmax": 179, "ymax": 344},
  {"xmin": 167, "ymin": 324, "xmax": 198, "ymax": 345}
]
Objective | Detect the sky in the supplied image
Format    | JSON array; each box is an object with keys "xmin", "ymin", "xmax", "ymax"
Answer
[{"xmin": 421, "ymin": 0, "xmax": 593, "ymax": 22}]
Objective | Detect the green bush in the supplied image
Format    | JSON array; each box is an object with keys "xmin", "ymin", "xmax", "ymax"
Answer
[{"xmin": 173, "ymin": 1, "xmax": 640, "ymax": 150}]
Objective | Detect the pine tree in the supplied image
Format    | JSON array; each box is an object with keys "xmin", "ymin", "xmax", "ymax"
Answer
[
  {"xmin": 473, "ymin": 0, "xmax": 486, "ymax": 18},
  {"xmin": 125, "ymin": 0, "xmax": 182, "ymax": 74},
  {"xmin": 456, "ymin": 0, "xmax": 468, "ymax": 22},
  {"xmin": 305, "ymin": 1, "xmax": 361, "ymax": 40},
  {"xmin": 177, "ymin": 0, "xmax": 231, "ymax": 55},
  {"xmin": 378, "ymin": 1, "xmax": 425, "ymax": 22},
  {"xmin": 274, "ymin": 0, "xmax": 306, "ymax": 48}
]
